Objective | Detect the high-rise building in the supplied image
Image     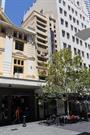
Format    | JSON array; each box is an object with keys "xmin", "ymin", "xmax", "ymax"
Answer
[
  {"xmin": 0, "ymin": 0, "xmax": 5, "ymax": 11},
  {"xmin": 23, "ymin": 0, "xmax": 90, "ymax": 68},
  {"xmin": 22, "ymin": 10, "xmax": 58, "ymax": 80},
  {"xmin": 84, "ymin": 0, "xmax": 90, "ymax": 19}
]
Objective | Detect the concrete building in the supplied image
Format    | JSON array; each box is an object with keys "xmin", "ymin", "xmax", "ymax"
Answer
[{"xmin": 23, "ymin": 0, "xmax": 90, "ymax": 67}]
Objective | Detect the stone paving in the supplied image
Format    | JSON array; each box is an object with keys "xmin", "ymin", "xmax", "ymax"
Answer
[
  {"xmin": 0, "ymin": 122, "xmax": 79, "ymax": 135},
  {"xmin": 0, "ymin": 121, "xmax": 90, "ymax": 135},
  {"xmin": 60, "ymin": 121, "xmax": 90, "ymax": 133}
]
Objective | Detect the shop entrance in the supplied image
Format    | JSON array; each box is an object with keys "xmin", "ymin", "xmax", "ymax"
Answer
[
  {"xmin": 11, "ymin": 96, "xmax": 32, "ymax": 124},
  {"xmin": 0, "ymin": 88, "xmax": 35, "ymax": 126}
]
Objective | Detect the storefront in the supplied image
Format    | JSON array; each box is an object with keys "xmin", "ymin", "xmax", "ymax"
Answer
[{"xmin": 0, "ymin": 77, "xmax": 45, "ymax": 126}]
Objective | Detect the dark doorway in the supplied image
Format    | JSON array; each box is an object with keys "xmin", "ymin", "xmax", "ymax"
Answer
[{"xmin": 0, "ymin": 87, "xmax": 35, "ymax": 126}]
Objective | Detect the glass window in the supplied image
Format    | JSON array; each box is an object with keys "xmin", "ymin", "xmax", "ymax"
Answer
[
  {"xmin": 14, "ymin": 66, "xmax": 23, "ymax": 74},
  {"xmin": 15, "ymin": 41, "xmax": 24, "ymax": 51},
  {"xmin": 63, "ymin": 1, "xmax": 65, "ymax": 6},
  {"xmin": 63, "ymin": 42, "xmax": 67, "ymax": 48},
  {"xmin": 71, "ymin": 25, "xmax": 73, "ymax": 30},
  {"xmin": 64, "ymin": 11, "xmax": 67, "ymax": 16},
  {"xmin": 67, "ymin": 33, "xmax": 70, "ymax": 39},
  {"xmin": 60, "ymin": 7, "xmax": 62, "ymax": 13},
  {"xmin": 61, "ymin": 18, "xmax": 64, "ymax": 25},
  {"xmin": 65, "ymin": 21, "xmax": 68, "ymax": 27},
  {"xmin": 68, "ymin": 5, "xmax": 70, "ymax": 10},
  {"xmin": 18, "ymin": 60, "xmax": 20, "ymax": 65},
  {"xmin": 69, "ymin": 15, "xmax": 72, "ymax": 20},
  {"xmin": 76, "ymin": 38, "xmax": 79, "ymax": 44},
  {"xmin": 62, "ymin": 30, "xmax": 65, "ymax": 37},
  {"xmin": 14, "ymin": 59, "xmax": 17, "ymax": 64},
  {"xmin": 72, "ymin": 36, "xmax": 75, "ymax": 42},
  {"xmin": 80, "ymin": 40, "xmax": 82, "ymax": 46},
  {"xmin": 85, "ymin": 42, "xmax": 87, "ymax": 48},
  {"xmin": 82, "ymin": 51, "xmax": 84, "ymax": 57}
]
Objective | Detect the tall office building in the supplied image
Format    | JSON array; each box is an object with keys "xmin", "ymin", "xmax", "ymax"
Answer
[
  {"xmin": 84, "ymin": 0, "xmax": 90, "ymax": 19},
  {"xmin": 23, "ymin": 0, "xmax": 90, "ymax": 68}
]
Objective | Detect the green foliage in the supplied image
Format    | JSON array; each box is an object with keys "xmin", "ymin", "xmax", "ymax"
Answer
[{"xmin": 43, "ymin": 48, "xmax": 90, "ymax": 96}]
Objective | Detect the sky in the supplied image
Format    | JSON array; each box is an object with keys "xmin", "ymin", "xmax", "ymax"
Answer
[{"xmin": 5, "ymin": 0, "xmax": 34, "ymax": 26}]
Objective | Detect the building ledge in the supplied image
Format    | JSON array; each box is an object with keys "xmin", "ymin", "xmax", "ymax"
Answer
[{"xmin": 0, "ymin": 77, "xmax": 46, "ymax": 89}]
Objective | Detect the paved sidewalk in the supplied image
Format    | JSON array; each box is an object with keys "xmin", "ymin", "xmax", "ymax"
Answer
[{"xmin": 0, "ymin": 122, "xmax": 79, "ymax": 135}]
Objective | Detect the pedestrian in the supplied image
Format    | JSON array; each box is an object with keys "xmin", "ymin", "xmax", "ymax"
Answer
[{"xmin": 15, "ymin": 106, "xmax": 20, "ymax": 123}]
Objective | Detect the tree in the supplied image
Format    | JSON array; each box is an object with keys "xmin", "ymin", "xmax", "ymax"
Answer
[{"xmin": 43, "ymin": 48, "xmax": 85, "ymax": 96}]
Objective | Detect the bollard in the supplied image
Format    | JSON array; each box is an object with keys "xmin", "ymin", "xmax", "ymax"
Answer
[{"xmin": 22, "ymin": 116, "xmax": 26, "ymax": 127}]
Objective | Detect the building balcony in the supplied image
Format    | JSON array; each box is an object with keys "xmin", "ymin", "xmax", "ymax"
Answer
[
  {"xmin": 37, "ymin": 47, "xmax": 48, "ymax": 53},
  {"xmin": 37, "ymin": 35, "xmax": 47, "ymax": 42},
  {"xmin": 36, "ymin": 39, "xmax": 48, "ymax": 47},
  {"xmin": 36, "ymin": 26, "xmax": 47, "ymax": 33},
  {"xmin": 36, "ymin": 20, "xmax": 47, "ymax": 29}
]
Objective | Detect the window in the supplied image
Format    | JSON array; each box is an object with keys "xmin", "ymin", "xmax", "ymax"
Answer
[
  {"xmin": 73, "ymin": 17, "xmax": 76, "ymax": 23},
  {"xmin": 15, "ymin": 41, "xmax": 24, "ymax": 51},
  {"xmin": 59, "ymin": 0, "xmax": 61, "ymax": 3},
  {"xmin": 63, "ymin": 1, "xmax": 65, "ymax": 6},
  {"xmin": 62, "ymin": 30, "xmax": 65, "ymax": 37},
  {"xmin": 72, "ymin": 8, "xmax": 74, "ymax": 13},
  {"xmin": 88, "ymin": 44, "xmax": 90, "ymax": 49},
  {"xmin": 87, "ymin": 53, "xmax": 89, "ymax": 59},
  {"xmin": 74, "ymin": 48, "xmax": 77, "ymax": 55},
  {"xmin": 61, "ymin": 18, "xmax": 64, "ymax": 25},
  {"xmin": 14, "ymin": 59, "xmax": 17, "ymax": 64},
  {"xmin": 21, "ymin": 61, "xmax": 24, "ymax": 65},
  {"xmin": 65, "ymin": 21, "xmax": 68, "ymax": 27},
  {"xmin": 68, "ymin": 45, "xmax": 71, "ymax": 50},
  {"xmin": 80, "ymin": 14, "xmax": 82, "ymax": 19},
  {"xmin": 84, "ymin": 63, "xmax": 86, "ymax": 68},
  {"xmin": 74, "ymin": 27, "xmax": 77, "ymax": 33},
  {"xmin": 13, "ymin": 31, "xmax": 17, "ymax": 38},
  {"xmin": 63, "ymin": 42, "xmax": 67, "ymax": 48},
  {"xmin": 68, "ymin": 5, "xmax": 70, "ymax": 10},
  {"xmin": 78, "ymin": 49, "xmax": 80, "ymax": 55},
  {"xmin": 77, "ymin": 20, "xmax": 79, "ymax": 25},
  {"xmin": 76, "ymin": 38, "xmax": 79, "ymax": 44},
  {"xmin": 69, "ymin": 15, "xmax": 72, "ymax": 20},
  {"xmin": 59, "ymin": 7, "xmax": 62, "ymax": 13},
  {"xmin": 80, "ymin": 40, "xmax": 82, "ymax": 46},
  {"xmin": 64, "ymin": 11, "xmax": 67, "ymax": 16},
  {"xmin": 82, "ymin": 51, "xmax": 84, "ymax": 57},
  {"xmin": 83, "ymin": 16, "xmax": 85, "ymax": 21},
  {"xmin": 14, "ymin": 66, "xmax": 23, "ymax": 74},
  {"xmin": 81, "ymin": 23, "xmax": 84, "ymax": 28},
  {"xmin": 75, "ymin": 11, "xmax": 77, "ymax": 16},
  {"xmin": 85, "ymin": 42, "xmax": 87, "ymax": 48},
  {"xmin": 72, "ymin": 36, "xmax": 75, "ymax": 42},
  {"xmin": 71, "ymin": 25, "xmax": 73, "ymax": 30},
  {"xmin": 67, "ymin": 32, "xmax": 70, "ymax": 39},
  {"xmin": 18, "ymin": 60, "xmax": 20, "ymax": 65},
  {"xmin": 13, "ymin": 59, "xmax": 24, "ymax": 74}
]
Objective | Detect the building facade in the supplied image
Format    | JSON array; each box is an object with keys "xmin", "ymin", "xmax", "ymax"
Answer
[
  {"xmin": 23, "ymin": 0, "xmax": 90, "ymax": 67},
  {"xmin": 0, "ymin": 10, "xmax": 38, "ymax": 80},
  {"xmin": 0, "ymin": 9, "xmax": 46, "ymax": 125},
  {"xmin": 22, "ymin": 11, "xmax": 48, "ymax": 80}
]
